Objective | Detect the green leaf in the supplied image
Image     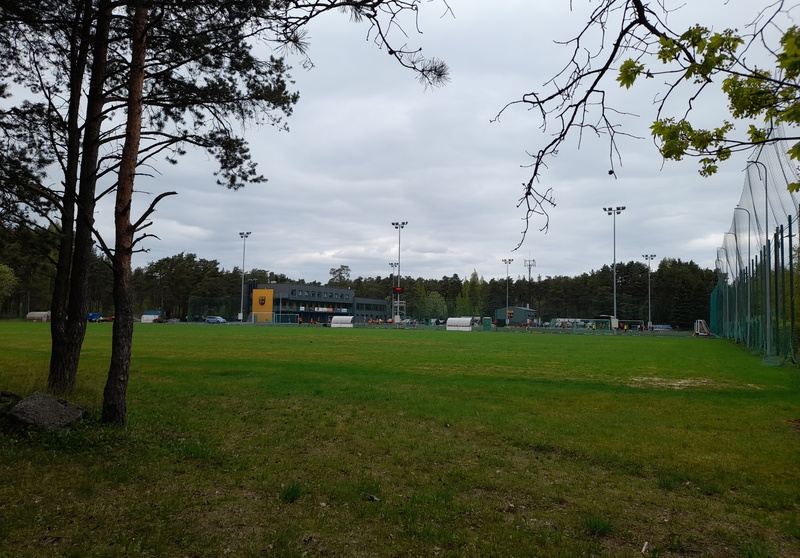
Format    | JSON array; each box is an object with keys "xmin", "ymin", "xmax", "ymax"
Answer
[
  {"xmin": 747, "ymin": 125, "xmax": 768, "ymax": 144},
  {"xmin": 786, "ymin": 141, "xmax": 800, "ymax": 161},
  {"xmin": 778, "ymin": 26, "xmax": 800, "ymax": 79},
  {"xmin": 617, "ymin": 59, "xmax": 645, "ymax": 89},
  {"xmin": 699, "ymin": 158, "xmax": 719, "ymax": 176}
]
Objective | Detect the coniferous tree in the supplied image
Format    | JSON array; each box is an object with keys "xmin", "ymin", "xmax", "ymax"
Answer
[{"xmin": 1, "ymin": 0, "xmax": 449, "ymax": 423}]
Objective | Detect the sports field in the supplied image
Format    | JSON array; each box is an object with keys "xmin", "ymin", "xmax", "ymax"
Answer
[{"xmin": 0, "ymin": 323, "xmax": 798, "ymax": 557}]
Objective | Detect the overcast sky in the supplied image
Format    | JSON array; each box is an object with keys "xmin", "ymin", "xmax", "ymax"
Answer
[{"xmin": 101, "ymin": 0, "xmax": 782, "ymax": 284}]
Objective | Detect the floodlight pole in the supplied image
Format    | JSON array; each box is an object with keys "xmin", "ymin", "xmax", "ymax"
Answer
[
  {"xmin": 734, "ymin": 206, "xmax": 751, "ymax": 347},
  {"xmin": 724, "ymin": 231, "xmax": 741, "ymax": 342},
  {"xmin": 239, "ymin": 231, "xmax": 251, "ymax": 322},
  {"xmin": 502, "ymin": 258, "xmax": 513, "ymax": 327},
  {"xmin": 746, "ymin": 160, "xmax": 770, "ymax": 356},
  {"xmin": 603, "ymin": 206, "xmax": 626, "ymax": 321},
  {"xmin": 524, "ymin": 258, "xmax": 536, "ymax": 325},
  {"xmin": 717, "ymin": 247, "xmax": 731, "ymax": 339},
  {"xmin": 392, "ymin": 221, "xmax": 407, "ymax": 326},
  {"xmin": 389, "ymin": 262, "xmax": 398, "ymax": 324},
  {"xmin": 642, "ymin": 254, "xmax": 656, "ymax": 329},
  {"xmin": 715, "ymin": 257, "xmax": 726, "ymax": 337}
]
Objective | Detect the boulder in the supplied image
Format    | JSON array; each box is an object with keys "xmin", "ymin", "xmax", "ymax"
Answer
[{"xmin": 8, "ymin": 392, "xmax": 87, "ymax": 431}]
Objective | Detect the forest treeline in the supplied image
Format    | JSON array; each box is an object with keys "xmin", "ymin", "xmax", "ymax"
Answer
[{"xmin": 0, "ymin": 225, "xmax": 716, "ymax": 328}]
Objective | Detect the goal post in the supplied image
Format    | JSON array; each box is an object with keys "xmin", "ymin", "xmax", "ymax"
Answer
[
  {"xmin": 694, "ymin": 319, "xmax": 711, "ymax": 336},
  {"xmin": 249, "ymin": 312, "xmax": 299, "ymax": 325},
  {"xmin": 249, "ymin": 312, "xmax": 273, "ymax": 324}
]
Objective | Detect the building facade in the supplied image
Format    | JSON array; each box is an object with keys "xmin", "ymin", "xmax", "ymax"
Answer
[
  {"xmin": 494, "ymin": 305, "xmax": 540, "ymax": 327},
  {"xmin": 247, "ymin": 282, "xmax": 389, "ymax": 324}
]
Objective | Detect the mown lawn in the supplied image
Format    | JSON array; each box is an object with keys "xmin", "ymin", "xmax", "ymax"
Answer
[{"xmin": 0, "ymin": 323, "xmax": 798, "ymax": 557}]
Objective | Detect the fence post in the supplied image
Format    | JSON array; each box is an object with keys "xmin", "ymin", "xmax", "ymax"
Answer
[{"xmin": 791, "ymin": 215, "xmax": 797, "ymax": 361}]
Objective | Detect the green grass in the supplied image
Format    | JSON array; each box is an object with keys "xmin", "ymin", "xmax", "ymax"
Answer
[
  {"xmin": 0, "ymin": 323, "xmax": 798, "ymax": 557},
  {"xmin": 583, "ymin": 514, "xmax": 614, "ymax": 537}
]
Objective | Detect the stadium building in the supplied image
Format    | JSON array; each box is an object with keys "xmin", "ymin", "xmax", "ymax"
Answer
[
  {"xmin": 494, "ymin": 305, "xmax": 540, "ymax": 327},
  {"xmin": 246, "ymin": 282, "xmax": 390, "ymax": 324}
]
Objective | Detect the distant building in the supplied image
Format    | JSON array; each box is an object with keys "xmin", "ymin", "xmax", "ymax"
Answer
[
  {"xmin": 353, "ymin": 297, "xmax": 391, "ymax": 324},
  {"xmin": 247, "ymin": 283, "xmax": 389, "ymax": 324},
  {"xmin": 494, "ymin": 306, "xmax": 539, "ymax": 327}
]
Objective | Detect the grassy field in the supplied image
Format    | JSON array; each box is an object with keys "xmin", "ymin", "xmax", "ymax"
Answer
[{"xmin": 0, "ymin": 323, "xmax": 798, "ymax": 557}]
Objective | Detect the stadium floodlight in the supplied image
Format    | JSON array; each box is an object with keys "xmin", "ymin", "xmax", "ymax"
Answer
[
  {"xmin": 392, "ymin": 222, "xmax": 408, "ymax": 326},
  {"xmin": 642, "ymin": 254, "xmax": 656, "ymax": 329},
  {"xmin": 502, "ymin": 258, "xmax": 513, "ymax": 328},
  {"xmin": 239, "ymin": 231, "xmax": 251, "ymax": 322},
  {"xmin": 602, "ymin": 206, "xmax": 625, "ymax": 321}
]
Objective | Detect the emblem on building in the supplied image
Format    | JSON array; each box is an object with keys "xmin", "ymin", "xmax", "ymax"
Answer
[{"xmin": 258, "ymin": 296, "xmax": 266, "ymax": 306}]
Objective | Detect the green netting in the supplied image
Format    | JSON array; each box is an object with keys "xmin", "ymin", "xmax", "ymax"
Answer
[
  {"xmin": 187, "ymin": 296, "xmax": 240, "ymax": 322},
  {"xmin": 710, "ymin": 135, "xmax": 797, "ymax": 362}
]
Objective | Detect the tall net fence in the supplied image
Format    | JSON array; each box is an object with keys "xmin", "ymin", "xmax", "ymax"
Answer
[
  {"xmin": 711, "ymin": 132, "xmax": 800, "ymax": 363},
  {"xmin": 187, "ymin": 296, "xmax": 240, "ymax": 323}
]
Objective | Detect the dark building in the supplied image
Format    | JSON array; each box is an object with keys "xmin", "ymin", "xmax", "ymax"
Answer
[{"xmin": 246, "ymin": 282, "xmax": 389, "ymax": 324}]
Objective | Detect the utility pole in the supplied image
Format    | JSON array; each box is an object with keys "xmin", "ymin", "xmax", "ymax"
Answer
[
  {"xmin": 524, "ymin": 258, "xmax": 536, "ymax": 325},
  {"xmin": 502, "ymin": 258, "xmax": 513, "ymax": 328}
]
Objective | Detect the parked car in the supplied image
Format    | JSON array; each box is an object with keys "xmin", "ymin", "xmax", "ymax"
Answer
[{"xmin": 204, "ymin": 316, "xmax": 227, "ymax": 324}]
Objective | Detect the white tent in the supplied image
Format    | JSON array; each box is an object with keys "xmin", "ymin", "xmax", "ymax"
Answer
[
  {"xmin": 25, "ymin": 311, "xmax": 51, "ymax": 322},
  {"xmin": 446, "ymin": 317, "xmax": 472, "ymax": 332}
]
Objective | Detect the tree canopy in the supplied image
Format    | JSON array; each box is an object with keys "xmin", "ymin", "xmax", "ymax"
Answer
[
  {"xmin": 499, "ymin": 0, "xmax": 800, "ymax": 237},
  {"xmin": 0, "ymin": 0, "xmax": 453, "ymax": 423},
  {"xmin": 0, "ymin": 263, "xmax": 17, "ymax": 303},
  {"xmin": 328, "ymin": 264, "xmax": 352, "ymax": 287},
  {"xmin": 2, "ymin": 218, "xmax": 717, "ymax": 328}
]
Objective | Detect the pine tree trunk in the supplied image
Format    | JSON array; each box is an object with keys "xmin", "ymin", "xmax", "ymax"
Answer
[
  {"xmin": 102, "ymin": 4, "xmax": 148, "ymax": 426},
  {"xmin": 48, "ymin": 0, "xmax": 112, "ymax": 394},
  {"xmin": 102, "ymin": 265, "xmax": 134, "ymax": 425},
  {"xmin": 48, "ymin": 216, "xmax": 76, "ymax": 393}
]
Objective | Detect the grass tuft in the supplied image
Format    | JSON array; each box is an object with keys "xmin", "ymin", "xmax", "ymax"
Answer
[
  {"xmin": 665, "ymin": 531, "xmax": 691, "ymax": 553},
  {"xmin": 280, "ymin": 482, "xmax": 303, "ymax": 504},
  {"xmin": 583, "ymin": 514, "xmax": 613, "ymax": 537},
  {"xmin": 739, "ymin": 538, "xmax": 774, "ymax": 558},
  {"xmin": 657, "ymin": 475, "xmax": 677, "ymax": 490}
]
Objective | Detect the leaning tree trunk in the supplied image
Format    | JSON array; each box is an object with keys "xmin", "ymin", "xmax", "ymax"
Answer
[
  {"xmin": 102, "ymin": 4, "xmax": 148, "ymax": 425},
  {"xmin": 48, "ymin": 0, "xmax": 112, "ymax": 393}
]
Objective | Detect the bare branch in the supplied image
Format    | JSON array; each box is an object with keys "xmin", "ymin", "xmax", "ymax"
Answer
[
  {"xmin": 499, "ymin": 0, "xmax": 799, "ymax": 246},
  {"xmin": 131, "ymin": 190, "xmax": 178, "ymax": 239}
]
